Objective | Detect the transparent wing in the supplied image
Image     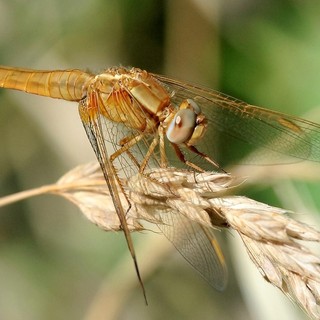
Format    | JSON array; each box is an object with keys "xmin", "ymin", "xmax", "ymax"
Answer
[
  {"xmin": 154, "ymin": 74, "xmax": 320, "ymax": 166},
  {"xmin": 77, "ymin": 69, "xmax": 320, "ymax": 295},
  {"xmin": 78, "ymin": 96, "xmax": 147, "ymax": 301},
  {"xmin": 156, "ymin": 208, "xmax": 227, "ymax": 291}
]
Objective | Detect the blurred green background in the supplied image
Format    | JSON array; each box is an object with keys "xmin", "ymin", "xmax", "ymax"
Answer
[{"xmin": 1, "ymin": 0, "xmax": 320, "ymax": 319}]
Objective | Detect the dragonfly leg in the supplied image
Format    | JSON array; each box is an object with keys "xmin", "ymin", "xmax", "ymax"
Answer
[
  {"xmin": 159, "ymin": 124, "xmax": 168, "ymax": 168},
  {"xmin": 186, "ymin": 145, "xmax": 227, "ymax": 173},
  {"xmin": 171, "ymin": 142, "xmax": 205, "ymax": 172},
  {"xmin": 109, "ymin": 133, "xmax": 144, "ymax": 164},
  {"xmin": 110, "ymin": 132, "xmax": 162, "ymax": 174},
  {"xmin": 108, "ymin": 133, "xmax": 151, "ymax": 207},
  {"xmin": 117, "ymin": 136, "xmax": 141, "ymax": 168},
  {"xmin": 139, "ymin": 136, "xmax": 159, "ymax": 173},
  {"xmin": 110, "ymin": 132, "xmax": 159, "ymax": 173}
]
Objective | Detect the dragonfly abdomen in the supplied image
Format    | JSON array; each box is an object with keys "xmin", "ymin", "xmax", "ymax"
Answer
[{"xmin": 0, "ymin": 66, "xmax": 94, "ymax": 101}]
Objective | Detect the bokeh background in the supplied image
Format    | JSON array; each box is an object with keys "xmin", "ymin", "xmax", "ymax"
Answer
[{"xmin": 1, "ymin": 0, "xmax": 320, "ymax": 319}]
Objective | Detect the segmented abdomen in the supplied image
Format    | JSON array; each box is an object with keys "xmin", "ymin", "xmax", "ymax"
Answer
[{"xmin": 0, "ymin": 66, "xmax": 95, "ymax": 101}]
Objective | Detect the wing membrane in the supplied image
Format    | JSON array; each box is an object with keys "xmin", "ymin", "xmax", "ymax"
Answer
[
  {"xmin": 156, "ymin": 209, "xmax": 227, "ymax": 291},
  {"xmin": 154, "ymin": 74, "xmax": 320, "ymax": 165},
  {"xmin": 78, "ymin": 95, "xmax": 147, "ymax": 301}
]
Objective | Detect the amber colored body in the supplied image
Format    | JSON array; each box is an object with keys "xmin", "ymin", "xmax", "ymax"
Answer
[{"xmin": 2, "ymin": 65, "xmax": 320, "ymax": 297}]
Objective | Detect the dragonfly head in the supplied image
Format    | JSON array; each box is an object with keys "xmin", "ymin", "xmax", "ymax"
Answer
[{"xmin": 166, "ymin": 99, "xmax": 207, "ymax": 146}]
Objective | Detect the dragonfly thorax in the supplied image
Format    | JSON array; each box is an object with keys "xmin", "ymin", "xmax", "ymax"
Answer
[{"xmin": 92, "ymin": 67, "xmax": 171, "ymax": 133}]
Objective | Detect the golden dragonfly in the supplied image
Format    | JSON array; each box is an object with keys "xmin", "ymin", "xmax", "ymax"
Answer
[{"xmin": 1, "ymin": 66, "xmax": 320, "ymax": 300}]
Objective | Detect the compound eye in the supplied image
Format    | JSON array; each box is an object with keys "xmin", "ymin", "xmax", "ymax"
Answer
[
  {"xmin": 166, "ymin": 108, "xmax": 196, "ymax": 144},
  {"xmin": 186, "ymin": 99, "xmax": 201, "ymax": 114}
]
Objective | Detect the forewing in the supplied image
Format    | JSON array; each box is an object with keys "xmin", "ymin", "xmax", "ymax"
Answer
[
  {"xmin": 154, "ymin": 74, "xmax": 320, "ymax": 166},
  {"xmin": 156, "ymin": 209, "xmax": 227, "ymax": 291}
]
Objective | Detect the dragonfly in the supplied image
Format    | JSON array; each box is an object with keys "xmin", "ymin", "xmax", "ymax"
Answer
[{"xmin": 1, "ymin": 65, "xmax": 320, "ymax": 301}]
